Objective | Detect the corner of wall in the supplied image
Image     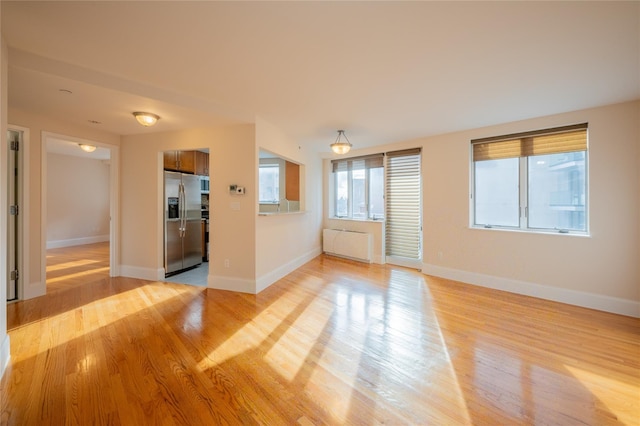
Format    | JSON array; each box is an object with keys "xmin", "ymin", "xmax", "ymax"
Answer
[{"xmin": 255, "ymin": 246, "xmax": 322, "ymax": 293}]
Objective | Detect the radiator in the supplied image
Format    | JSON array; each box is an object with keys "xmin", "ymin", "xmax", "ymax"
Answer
[{"xmin": 322, "ymin": 229, "xmax": 372, "ymax": 263}]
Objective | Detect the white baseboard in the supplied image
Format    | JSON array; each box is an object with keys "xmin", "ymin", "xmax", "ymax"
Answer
[
  {"xmin": 120, "ymin": 265, "xmax": 163, "ymax": 282},
  {"xmin": 47, "ymin": 235, "xmax": 110, "ymax": 249},
  {"xmin": 0, "ymin": 334, "xmax": 10, "ymax": 380},
  {"xmin": 207, "ymin": 275, "xmax": 256, "ymax": 294},
  {"xmin": 256, "ymin": 247, "xmax": 322, "ymax": 293},
  {"xmin": 422, "ymin": 264, "xmax": 640, "ymax": 318}
]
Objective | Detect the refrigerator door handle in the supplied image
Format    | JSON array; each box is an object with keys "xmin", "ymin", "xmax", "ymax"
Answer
[
  {"xmin": 179, "ymin": 182, "xmax": 186, "ymax": 237},
  {"xmin": 182, "ymin": 183, "xmax": 187, "ymax": 237}
]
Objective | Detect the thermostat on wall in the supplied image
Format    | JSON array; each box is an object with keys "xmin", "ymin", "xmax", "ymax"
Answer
[{"xmin": 229, "ymin": 185, "xmax": 245, "ymax": 195}]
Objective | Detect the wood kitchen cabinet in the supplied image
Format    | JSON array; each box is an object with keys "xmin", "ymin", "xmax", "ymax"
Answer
[
  {"xmin": 285, "ymin": 161, "xmax": 300, "ymax": 201},
  {"xmin": 164, "ymin": 150, "xmax": 196, "ymax": 174},
  {"xmin": 195, "ymin": 151, "xmax": 209, "ymax": 176}
]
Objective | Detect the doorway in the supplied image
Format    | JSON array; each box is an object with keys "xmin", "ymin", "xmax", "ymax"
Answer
[
  {"xmin": 161, "ymin": 148, "xmax": 209, "ymax": 287},
  {"xmin": 41, "ymin": 132, "xmax": 120, "ymax": 295}
]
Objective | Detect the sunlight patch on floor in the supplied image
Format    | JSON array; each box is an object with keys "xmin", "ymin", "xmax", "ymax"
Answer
[
  {"xmin": 197, "ymin": 283, "xmax": 304, "ymax": 370},
  {"xmin": 305, "ymin": 287, "xmax": 368, "ymax": 423},
  {"xmin": 264, "ymin": 296, "xmax": 332, "ymax": 382},
  {"xmin": 564, "ymin": 364, "xmax": 639, "ymax": 425},
  {"xmin": 46, "ymin": 258, "xmax": 102, "ymax": 273},
  {"xmin": 9, "ymin": 285, "xmax": 189, "ymax": 363},
  {"xmin": 46, "ymin": 266, "xmax": 110, "ymax": 284}
]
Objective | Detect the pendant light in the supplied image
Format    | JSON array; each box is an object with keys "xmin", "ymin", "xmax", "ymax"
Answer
[
  {"xmin": 133, "ymin": 111, "xmax": 160, "ymax": 127},
  {"xmin": 331, "ymin": 130, "xmax": 352, "ymax": 155}
]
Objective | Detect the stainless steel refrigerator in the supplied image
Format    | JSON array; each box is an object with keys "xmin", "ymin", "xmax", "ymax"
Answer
[{"xmin": 164, "ymin": 171, "xmax": 202, "ymax": 276}]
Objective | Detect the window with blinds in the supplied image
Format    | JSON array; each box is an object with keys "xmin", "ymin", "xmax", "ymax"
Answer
[
  {"xmin": 331, "ymin": 154, "xmax": 384, "ymax": 220},
  {"xmin": 385, "ymin": 148, "xmax": 422, "ymax": 261},
  {"xmin": 471, "ymin": 123, "xmax": 588, "ymax": 233}
]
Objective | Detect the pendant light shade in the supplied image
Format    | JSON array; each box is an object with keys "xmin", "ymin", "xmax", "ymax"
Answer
[
  {"xmin": 133, "ymin": 111, "xmax": 160, "ymax": 127},
  {"xmin": 331, "ymin": 130, "xmax": 352, "ymax": 155}
]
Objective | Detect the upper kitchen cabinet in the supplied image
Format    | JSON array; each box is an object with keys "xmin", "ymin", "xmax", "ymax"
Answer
[
  {"xmin": 195, "ymin": 151, "xmax": 209, "ymax": 176},
  {"xmin": 285, "ymin": 161, "xmax": 299, "ymax": 201},
  {"xmin": 164, "ymin": 150, "xmax": 196, "ymax": 174}
]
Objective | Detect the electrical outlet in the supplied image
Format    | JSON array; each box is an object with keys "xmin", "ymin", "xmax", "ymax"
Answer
[{"xmin": 224, "ymin": 259, "xmax": 230, "ymax": 268}]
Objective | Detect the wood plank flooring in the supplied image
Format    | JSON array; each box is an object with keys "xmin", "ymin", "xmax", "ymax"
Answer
[
  {"xmin": 2, "ymin": 251, "xmax": 639, "ymax": 425},
  {"xmin": 45, "ymin": 242, "xmax": 110, "ymax": 293}
]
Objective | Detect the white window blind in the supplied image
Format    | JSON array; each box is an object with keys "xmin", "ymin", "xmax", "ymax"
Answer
[{"xmin": 385, "ymin": 148, "xmax": 421, "ymax": 260}]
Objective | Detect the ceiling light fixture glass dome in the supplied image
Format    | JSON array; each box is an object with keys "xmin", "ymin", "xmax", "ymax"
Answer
[
  {"xmin": 133, "ymin": 111, "xmax": 160, "ymax": 127},
  {"xmin": 330, "ymin": 130, "xmax": 352, "ymax": 155}
]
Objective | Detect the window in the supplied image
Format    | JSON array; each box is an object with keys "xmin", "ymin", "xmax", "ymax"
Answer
[
  {"xmin": 259, "ymin": 164, "xmax": 279, "ymax": 202},
  {"xmin": 471, "ymin": 124, "xmax": 588, "ymax": 233},
  {"xmin": 332, "ymin": 154, "xmax": 384, "ymax": 220}
]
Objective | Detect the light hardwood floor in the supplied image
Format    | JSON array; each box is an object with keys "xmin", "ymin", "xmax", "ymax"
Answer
[
  {"xmin": 2, "ymin": 247, "xmax": 639, "ymax": 425},
  {"xmin": 45, "ymin": 242, "xmax": 110, "ymax": 293}
]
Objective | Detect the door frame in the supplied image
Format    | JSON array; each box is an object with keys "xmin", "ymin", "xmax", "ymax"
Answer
[
  {"xmin": 39, "ymin": 132, "xmax": 120, "ymax": 298},
  {"xmin": 7, "ymin": 125, "xmax": 29, "ymax": 301}
]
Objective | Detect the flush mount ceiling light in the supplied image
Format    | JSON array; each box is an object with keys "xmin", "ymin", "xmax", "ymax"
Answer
[
  {"xmin": 133, "ymin": 111, "xmax": 160, "ymax": 127},
  {"xmin": 331, "ymin": 129, "xmax": 352, "ymax": 155},
  {"xmin": 78, "ymin": 144, "xmax": 97, "ymax": 153}
]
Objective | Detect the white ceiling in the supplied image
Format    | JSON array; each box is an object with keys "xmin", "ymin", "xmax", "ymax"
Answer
[{"xmin": 2, "ymin": 2, "xmax": 638, "ymax": 154}]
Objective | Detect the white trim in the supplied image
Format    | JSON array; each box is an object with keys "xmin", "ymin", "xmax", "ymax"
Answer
[
  {"xmin": 108, "ymin": 145, "xmax": 120, "ymax": 278},
  {"xmin": 23, "ymin": 280, "xmax": 45, "ymax": 300},
  {"xmin": 8, "ymin": 125, "xmax": 31, "ymax": 302},
  {"xmin": 422, "ymin": 263, "xmax": 640, "ymax": 318},
  {"xmin": 46, "ymin": 235, "xmax": 110, "ymax": 249},
  {"xmin": 207, "ymin": 275, "xmax": 256, "ymax": 294},
  {"xmin": 120, "ymin": 265, "xmax": 162, "ymax": 282},
  {"xmin": 0, "ymin": 334, "xmax": 10, "ymax": 380},
  {"xmin": 256, "ymin": 247, "xmax": 321, "ymax": 293}
]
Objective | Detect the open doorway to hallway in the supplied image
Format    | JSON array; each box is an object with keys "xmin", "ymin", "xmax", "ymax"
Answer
[{"xmin": 44, "ymin": 134, "xmax": 116, "ymax": 293}]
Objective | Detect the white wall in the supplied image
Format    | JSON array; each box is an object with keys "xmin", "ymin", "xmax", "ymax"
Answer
[
  {"xmin": 119, "ymin": 124, "xmax": 257, "ymax": 292},
  {"xmin": 46, "ymin": 153, "xmax": 110, "ymax": 248},
  {"xmin": 255, "ymin": 117, "xmax": 323, "ymax": 291},
  {"xmin": 321, "ymin": 101, "xmax": 639, "ymax": 317},
  {"xmin": 420, "ymin": 101, "xmax": 639, "ymax": 316}
]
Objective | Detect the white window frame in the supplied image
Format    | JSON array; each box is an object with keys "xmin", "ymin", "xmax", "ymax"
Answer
[
  {"xmin": 333, "ymin": 167, "xmax": 379, "ymax": 219},
  {"xmin": 331, "ymin": 154, "xmax": 384, "ymax": 221},
  {"xmin": 470, "ymin": 124, "xmax": 589, "ymax": 235},
  {"xmin": 258, "ymin": 162, "xmax": 280, "ymax": 203}
]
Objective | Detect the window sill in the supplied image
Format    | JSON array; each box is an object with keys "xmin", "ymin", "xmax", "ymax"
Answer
[
  {"xmin": 329, "ymin": 217, "xmax": 385, "ymax": 223},
  {"xmin": 469, "ymin": 225, "xmax": 590, "ymax": 238},
  {"xmin": 258, "ymin": 210, "xmax": 306, "ymax": 216}
]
